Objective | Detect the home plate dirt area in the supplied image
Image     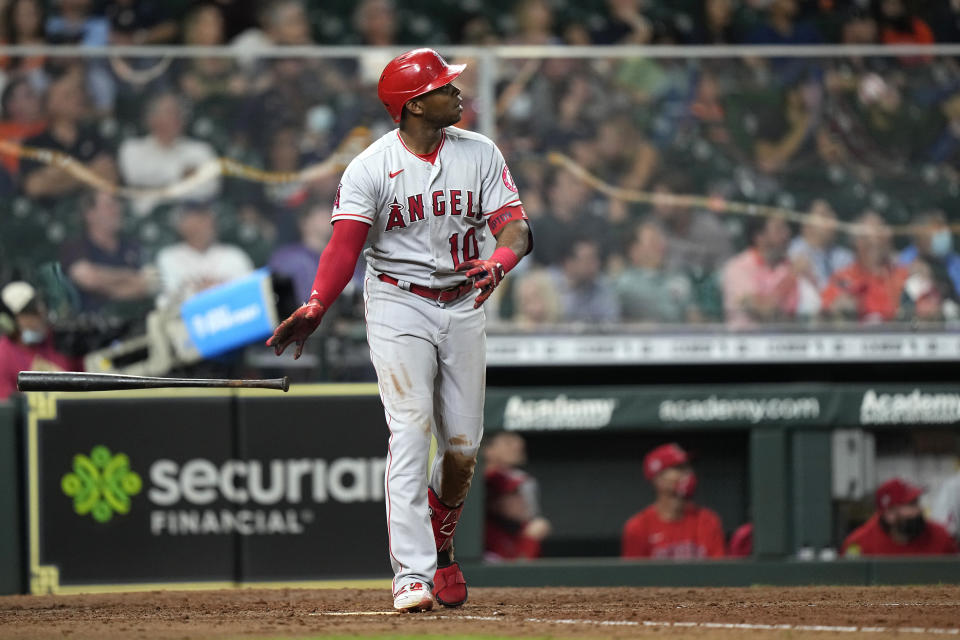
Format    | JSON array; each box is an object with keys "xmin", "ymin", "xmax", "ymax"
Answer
[{"xmin": 1, "ymin": 586, "xmax": 959, "ymax": 640}]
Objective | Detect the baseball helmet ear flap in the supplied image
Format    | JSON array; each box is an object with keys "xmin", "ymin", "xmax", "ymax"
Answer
[{"xmin": 377, "ymin": 48, "xmax": 466, "ymax": 123}]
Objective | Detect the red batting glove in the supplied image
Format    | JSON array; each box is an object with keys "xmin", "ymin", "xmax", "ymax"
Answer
[
  {"xmin": 265, "ymin": 298, "xmax": 326, "ymax": 359},
  {"xmin": 456, "ymin": 259, "xmax": 505, "ymax": 309}
]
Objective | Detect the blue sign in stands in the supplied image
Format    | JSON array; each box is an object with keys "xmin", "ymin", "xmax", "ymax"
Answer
[{"xmin": 180, "ymin": 268, "xmax": 278, "ymax": 358}]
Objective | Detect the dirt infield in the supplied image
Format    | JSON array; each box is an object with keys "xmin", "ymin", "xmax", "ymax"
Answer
[{"xmin": 1, "ymin": 586, "xmax": 959, "ymax": 639}]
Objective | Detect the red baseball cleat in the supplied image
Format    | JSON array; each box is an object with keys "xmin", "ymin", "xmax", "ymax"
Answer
[{"xmin": 433, "ymin": 562, "xmax": 468, "ymax": 607}]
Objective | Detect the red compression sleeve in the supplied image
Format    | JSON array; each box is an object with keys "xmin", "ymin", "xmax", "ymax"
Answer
[{"xmin": 308, "ymin": 220, "xmax": 369, "ymax": 307}]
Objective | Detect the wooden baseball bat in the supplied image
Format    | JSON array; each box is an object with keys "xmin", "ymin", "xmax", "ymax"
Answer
[{"xmin": 17, "ymin": 371, "xmax": 289, "ymax": 392}]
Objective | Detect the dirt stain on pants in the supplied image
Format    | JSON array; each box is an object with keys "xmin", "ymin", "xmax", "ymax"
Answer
[{"xmin": 440, "ymin": 450, "xmax": 477, "ymax": 507}]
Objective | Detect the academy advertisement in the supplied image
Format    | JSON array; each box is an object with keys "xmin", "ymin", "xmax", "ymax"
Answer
[
  {"xmin": 27, "ymin": 388, "xmax": 388, "ymax": 593},
  {"xmin": 486, "ymin": 385, "xmax": 960, "ymax": 431}
]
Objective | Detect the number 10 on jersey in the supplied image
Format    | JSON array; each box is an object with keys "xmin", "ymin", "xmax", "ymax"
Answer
[{"xmin": 449, "ymin": 229, "xmax": 480, "ymax": 269}]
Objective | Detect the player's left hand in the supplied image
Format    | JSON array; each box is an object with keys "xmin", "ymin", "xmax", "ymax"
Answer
[
  {"xmin": 266, "ymin": 299, "xmax": 327, "ymax": 359},
  {"xmin": 456, "ymin": 258, "xmax": 505, "ymax": 309}
]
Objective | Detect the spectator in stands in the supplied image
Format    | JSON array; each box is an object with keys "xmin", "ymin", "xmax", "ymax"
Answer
[
  {"xmin": 898, "ymin": 210, "xmax": 960, "ymax": 303},
  {"xmin": 932, "ymin": 472, "xmax": 960, "ymax": 547},
  {"xmin": 754, "ymin": 83, "xmax": 818, "ymax": 175},
  {"xmin": 0, "ymin": 0, "xmax": 47, "ymax": 80},
  {"xmin": 176, "ymin": 4, "xmax": 246, "ymax": 110},
  {"xmin": 532, "ymin": 169, "xmax": 608, "ymax": 266},
  {"xmin": 238, "ymin": 51, "xmax": 346, "ymax": 158},
  {"xmin": 104, "ymin": 0, "xmax": 177, "ymax": 45},
  {"xmin": 550, "ymin": 239, "xmax": 620, "ymax": 324},
  {"xmin": 511, "ymin": 269, "xmax": 562, "ymax": 328},
  {"xmin": 592, "ymin": 0, "xmax": 654, "ymax": 44},
  {"xmin": 745, "ymin": 0, "xmax": 823, "ymax": 45},
  {"xmin": 351, "ymin": 0, "xmax": 399, "ymax": 85},
  {"xmin": 928, "ymin": 92, "xmax": 960, "ymax": 167},
  {"xmin": 354, "ymin": 0, "xmax": 397, "ymax": 46},
  {"xmin": 60, "ymin": 189, "xmax": 157, "ymax": 314},
  {"xmin": 877, "ymin": 0, "xmax": 934, "ymax": 47},
  {"xmin": 593, "ymin": 114, "xmax": 659, "ymax": 223},
  {"xmin": 0, "ymin": 281, "xmax": 82, "ymax": 399},
  {"xmin": 616, "ymin": 221, "xmax": 698, "ymax": 323},
  {"xmin": 0, "ymin": 76, "xmax": 47, "ymax": 177},
  {"xmin": 268, "ymin": 202, "xmax": 334, "ymax": 303},
  {"xmin": 231, "ymin": 0, "xmax": 310, "ymax": 51},
  {"xmin": 119, "ymin": 91, "xmax": 221, "ymax": 217},
  {"xmin": 821, "ymin": 211, "xmax": 909, "ymax": 323},
  {"xmin": 688, "ymin": 0, "xmax": 740, "ymax": 44},
  {"xmin": 648, "ymin": 177, "xmax": 733, "ymax": 279},
  {"xmin": 20, "ymin": 65, "xmax": 113, "ymax": 201},
  {"xmin": 841, "ymin": 6, "xmax": 878, "ymax": 45},
  {"xmin": 245, "ymin": 125, "xmax": 314, "ymax": 245},
  {"xmin": 842, "ymin": 477, "xmax": 957, "ymax": 556},
  {"xmin": 455, "ymin": 12, "xmax": 499, "ymax": 46},
  {"xmin": 723, "ymin": 215, "xmax": 798, "ymax": 328},
  {"xmin": 788, "ymin": 199, "xmax": 854, "ymax": 290},
  {"xmin": 45, "ymin": 0, "xmax": 108, "ymax": 46},
  {"xmin": 622, "ymin": 443, "xmax": 725, "ymax": 559},
  {"xmin": 483, "ymin": 432, "xmax": 551, "ymax": 562},
  {"xmin": 155, "ymin": 200, "xmax": 254, "ymax": 307},
  {"xmin": 507, "ymin": 0, "xmax": 560, "ymax": 45}
]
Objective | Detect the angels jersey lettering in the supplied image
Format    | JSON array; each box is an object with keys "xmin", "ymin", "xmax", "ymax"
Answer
[{"xmin": 331, "ymin": 127, "xmax": 524, "ymax": 289}]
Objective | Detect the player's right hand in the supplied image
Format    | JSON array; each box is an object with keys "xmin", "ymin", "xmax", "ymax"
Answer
[{"xmin": 266, "ymin": 299, "xmax": 327, "ymax": 359}]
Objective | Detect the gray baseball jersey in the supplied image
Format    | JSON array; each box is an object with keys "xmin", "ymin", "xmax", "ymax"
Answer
[{"xmin": 331, "ymin": 127, "xmax": 522, "ymax": 288}]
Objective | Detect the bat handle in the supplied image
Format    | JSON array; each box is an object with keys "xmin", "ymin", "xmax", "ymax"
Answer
[{"xmin": 234, "ymin": 377, "xmax": 290, "ymax": 391}]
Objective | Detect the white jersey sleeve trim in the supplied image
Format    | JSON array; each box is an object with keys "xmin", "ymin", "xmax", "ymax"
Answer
[
  {"xmin": 331, "ymin": 212, "xmax": 375, "ymax": 225},
  {"xmin": 482, "ymin": 199, "xmax": 522, "ymax": 217}
]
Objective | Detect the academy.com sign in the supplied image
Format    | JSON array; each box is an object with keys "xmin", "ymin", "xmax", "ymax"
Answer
[
  {"xmin": 860, "ymin": 389, "xmax": 960, "ymax": 425},
  {"xmin": 659, "ymin": 396, "xmax": 820, "ymax": 424}
]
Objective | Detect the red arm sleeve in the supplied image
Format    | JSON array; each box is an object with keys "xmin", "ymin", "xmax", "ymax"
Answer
[{"xmin": 308, "ymin": 220, "xmax": 369, "ymax": 308}]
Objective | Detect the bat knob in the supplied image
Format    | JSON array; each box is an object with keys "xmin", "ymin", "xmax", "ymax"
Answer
[{"xmin": 280, "ymin": 376, "xmax": 290, "ymax": 392}]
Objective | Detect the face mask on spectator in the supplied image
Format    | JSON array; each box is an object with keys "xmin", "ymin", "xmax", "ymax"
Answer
[
  {"xmin": 20, "ymin": 328, "xmax": 45, "ymax": 345},
  {"xmin": 894, "ymin": 514, "xmax": 926, "ymax": 541},
  {"xmin": 930, "ymin": 229, "xmax": 953, "ymax": 257}
]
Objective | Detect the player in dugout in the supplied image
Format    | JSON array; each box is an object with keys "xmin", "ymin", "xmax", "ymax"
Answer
[
  {"xmin": 842, "ymin": 477, "xmax": 958, "ymax": 556},
  {"xmin": 621, "ymin": 443, "xmax": 726, "ymax": 559}
]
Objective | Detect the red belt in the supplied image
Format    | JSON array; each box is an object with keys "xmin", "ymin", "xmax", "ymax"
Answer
[{"xmin": 377, "ymin": 273, "xmax": 473, "ymax": 303}]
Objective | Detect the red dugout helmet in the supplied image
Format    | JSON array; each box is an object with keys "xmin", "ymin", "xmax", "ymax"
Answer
[{"xmin": 377, "ymin": 48, "xmax": 466, "ymax": 123}]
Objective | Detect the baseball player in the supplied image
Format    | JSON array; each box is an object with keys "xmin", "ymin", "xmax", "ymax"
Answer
[
  {"xmin": 267, "ymin": 48, "xmax": 531, "ymax": 613},
  {"xmin": 621, "ymin": 443, "xmax": 725, "ymax": 559}
]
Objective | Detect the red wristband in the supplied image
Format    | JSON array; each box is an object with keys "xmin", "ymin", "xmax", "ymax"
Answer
[{"xmin": 491, "ymin": 246, "xmax": 519, "ymax": 274}]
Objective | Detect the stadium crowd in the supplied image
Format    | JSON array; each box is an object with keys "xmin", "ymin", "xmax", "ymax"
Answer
[{"xmin": 2, "ymin": 0, "xmax": 960, "ymax": 361}]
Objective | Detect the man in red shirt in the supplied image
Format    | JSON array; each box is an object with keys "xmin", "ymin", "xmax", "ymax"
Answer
[
  {"xmin": 0, "ymin": 282, "xmax": 82, "ymax": 399},
  {"xmin": 842, "ymin": 477, "xmax": 957, "ymax": 556},
  {"xmin": 483, "ymin": 467, "xmax": 550, "ymax": 561},
  {"xmin": 821, "ymin": 211, "xmax": 909, "ymax": 323},
  {"xmin": 621, "ymin": 443, "xmax": 725, "ymax": 559}
]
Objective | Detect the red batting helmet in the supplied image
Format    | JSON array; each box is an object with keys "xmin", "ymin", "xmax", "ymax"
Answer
[{"xmin": 377, "ymin": 48, "xmax": 466, "ymax": 123}]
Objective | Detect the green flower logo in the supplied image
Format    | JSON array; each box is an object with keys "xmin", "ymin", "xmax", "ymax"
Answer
[{"xmin": 61, "ymin": 445, "xmax": 142, "ymax": 523}]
